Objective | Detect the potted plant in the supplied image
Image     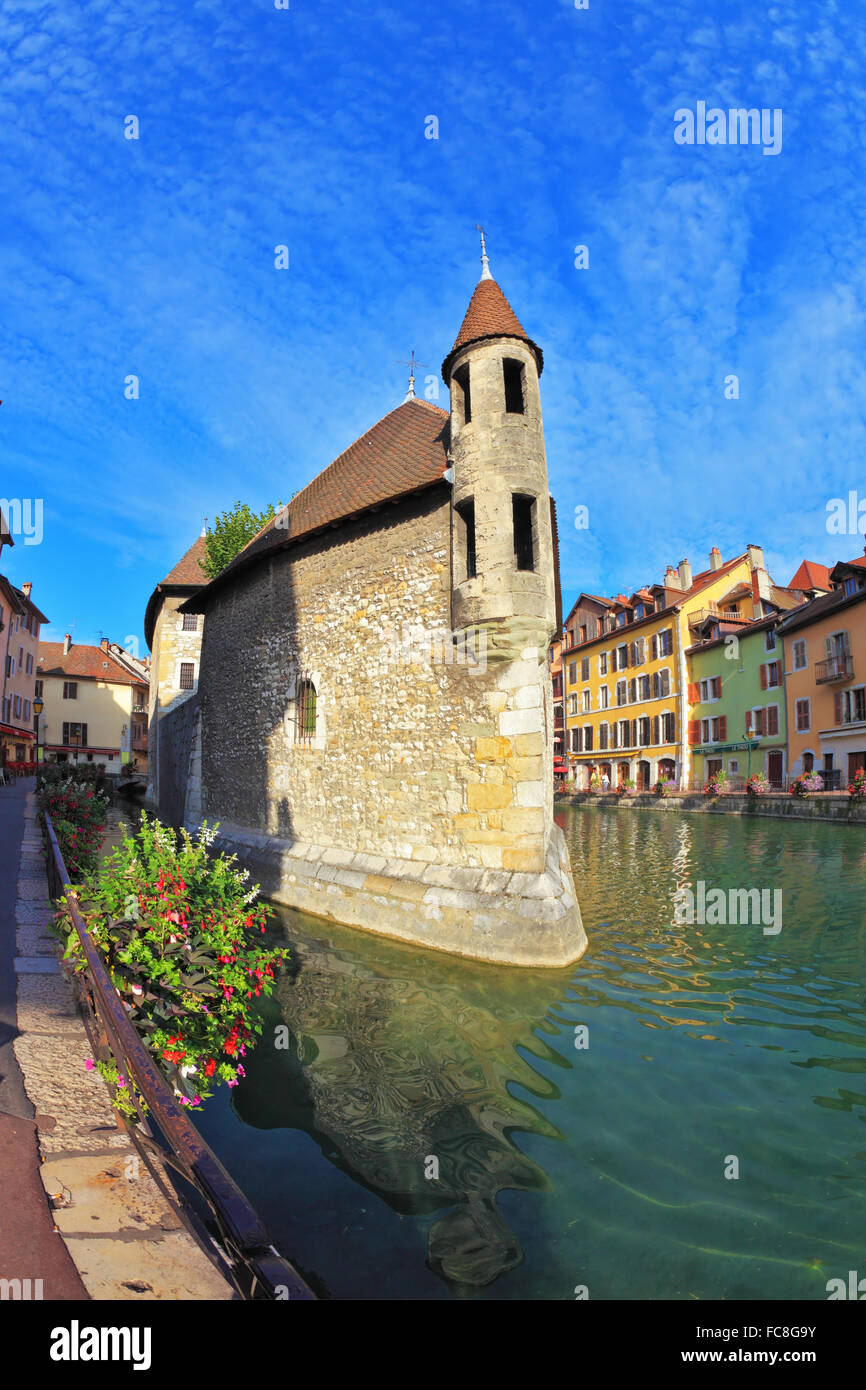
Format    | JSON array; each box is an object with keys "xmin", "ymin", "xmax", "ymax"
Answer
[
  {"xmin": 654, "ymin": 778, "xmax": 677, "ymax": 798},
  {"xmin": 848, "ymin": 768, "xmax": 866, "ymax": 801},
  {"xmin": 616, "ymin": 778, "xmax": 636, "ymax": 797},
  {"xmin": 790, "ymin": 771, "xmax": 824, "ymax": 798},
  {"xmin": 703, "ymin": 769, "xmax": 728, "ymax": 797},
  {"xmin": 746, "ymin": 772, "xmax": 770, "ymax": 797}
]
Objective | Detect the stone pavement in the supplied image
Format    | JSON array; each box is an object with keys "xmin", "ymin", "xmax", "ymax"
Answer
[{"xmin": 2, "ymin": 782, "xmax": 235, "ymax": 1300}]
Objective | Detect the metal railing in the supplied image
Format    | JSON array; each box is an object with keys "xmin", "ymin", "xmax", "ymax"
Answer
[
  {"xmin": 816, "ymin": 656, "xmax": 854, "ymax": 683},
  {"xmin": 43, "ymin": 812, "xmax": 317, "ymax": 1302}
]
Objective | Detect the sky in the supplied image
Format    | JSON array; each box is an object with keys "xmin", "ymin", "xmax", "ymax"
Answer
[{"xmin": 2, "ymin": 0, "xmax": 866, "ymax": 651}]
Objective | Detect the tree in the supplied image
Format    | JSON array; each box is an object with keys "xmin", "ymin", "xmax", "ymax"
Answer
[{"xmin": 200, "ymin": 500, "xmax": 280, "ymax": 580}]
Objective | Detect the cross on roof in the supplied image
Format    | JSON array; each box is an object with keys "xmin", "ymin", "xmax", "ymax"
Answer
[{"xmin": 397, "ymin": 350, "xmax": 429, "ymax": 400}]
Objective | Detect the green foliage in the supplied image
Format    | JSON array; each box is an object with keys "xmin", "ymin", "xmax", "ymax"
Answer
[
  {"xmin": 38, "ymin": 777, "xmax": 108, "ymax": 877},
  {"xmin": 200, "ymin": 500, "xmax": 281, "ymax": 580},
  {"xmin": 62, "ymin": 815, "xmax": 289, "ymax": 1110}
]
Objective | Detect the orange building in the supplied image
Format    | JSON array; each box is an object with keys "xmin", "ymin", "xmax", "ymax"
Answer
[{"xmin": 778, "ymin": 554, "xmax": 866, "ymax": 786}]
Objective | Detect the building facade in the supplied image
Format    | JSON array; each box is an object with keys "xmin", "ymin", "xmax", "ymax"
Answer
[
  {"xmin": 779, "ymin": 556, "xmax": 866, "ymax": 786},
  {"xmin": 1, "ymin": 578, "xmax": 48, "ymax": 767},
  {"xmin": 143, "ymin": 533, "xmax": 207, "ymax": 808},
  {"xmin": 37, "ymin": 636, "xmax": 149, "ymax": 773},
  {"xmin": 156, "ymin": 257, "xmax": 585, "ymax": 967},
  {"xmin": 688, "ymin": 616, "xmax": 789, "ymax": 788},
  {"xmin": 563, "ymin": 547, "xmax": 780, "ymax": 789}
]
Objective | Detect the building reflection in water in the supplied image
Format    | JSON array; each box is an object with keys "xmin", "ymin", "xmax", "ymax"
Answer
[{"xmin": 233, "ymin": 913, "xmax": 574, "ymax": 1288}]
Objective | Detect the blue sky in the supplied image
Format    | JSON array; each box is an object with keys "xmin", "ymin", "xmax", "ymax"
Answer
[{"xmin": 2, "ymin": 0, "xmax": 865, "ymax": 650}]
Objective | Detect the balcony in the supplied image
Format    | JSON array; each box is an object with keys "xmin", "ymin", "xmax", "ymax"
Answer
[
  {"xmin": 689, "ymin": 603, "xmax": 747, "ymax": 628},
  {"xmin": 816, "ymin": 656, "xmax": 854, "ymax": 683}
]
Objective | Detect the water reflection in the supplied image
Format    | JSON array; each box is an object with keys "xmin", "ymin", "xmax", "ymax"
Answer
[{"xmin": 234, "ymin": 920, "xmax": 573, "ymax": 1288}]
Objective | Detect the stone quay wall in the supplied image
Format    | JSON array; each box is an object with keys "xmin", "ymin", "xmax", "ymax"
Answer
[
  {"xmin": 161, "ymin": 487, "xmax": 585, "ymax": 967},
  {"xmin": 559, "ymin": 790, "xmax": 866, "ymax": 824}
]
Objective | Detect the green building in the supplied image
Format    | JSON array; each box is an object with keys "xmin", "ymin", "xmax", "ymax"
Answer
[{"xmin": 687, "ymin": 615, "xmax": 787, "ymax": 789}]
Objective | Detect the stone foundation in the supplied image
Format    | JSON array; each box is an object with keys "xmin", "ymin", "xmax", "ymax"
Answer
[{"xmin": 200, "ymin": 819, "xmax": 586, "ymax": 969}]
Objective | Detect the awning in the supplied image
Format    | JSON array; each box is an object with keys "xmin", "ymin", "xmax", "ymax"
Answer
[{"xmin": 0, "ymin": 724, "xmax": 35, "ymax": 741}]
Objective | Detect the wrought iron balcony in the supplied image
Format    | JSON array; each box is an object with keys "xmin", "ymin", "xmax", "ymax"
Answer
[{"xmin": 816, "ymin": 656, "xmax": 854, "ymax": 683}]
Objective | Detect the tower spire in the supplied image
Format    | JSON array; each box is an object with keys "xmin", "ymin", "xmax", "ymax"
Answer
[
  {"xmin": 397, "ymin": 350, "xmax": 428, "ymax": 403},
  {"xmin": 475, "ymin": 224, "xmax": 492, "ymax": 281}
]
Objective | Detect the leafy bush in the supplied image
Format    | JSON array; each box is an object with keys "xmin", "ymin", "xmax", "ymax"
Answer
[
  {"xmin": 703, "ymin": 769, "xmax": 728, "ymax": 796},
  {"xmin": 63, "ymin": 815, "xmax": 289, "ymax": 1109},
  {"xmin": 848, "ymin": 768, "xmax": 866, "ymax": 800},
  {"xmin": 746, "ymin": 772, "xmax": 770, "ymax": 796},
  {"xmin": 790, "ymin": 772, "xmax": 824, "ymax": 798},
  {"xmin": 654, "ymin": 779, "xmax": 677, "ymax": 798},
  {"xmin": 38, "ymin": 777, "xmax": 108, "ymax": 877}
]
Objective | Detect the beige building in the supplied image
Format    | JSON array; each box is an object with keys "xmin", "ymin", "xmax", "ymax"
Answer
[
  {"xmin": 37, "ymin": 636, "xmax": 149, "ymax": 774},
  {"xmin": 143, "ymin": 533, "xmax": 207, "ymax": 807}
]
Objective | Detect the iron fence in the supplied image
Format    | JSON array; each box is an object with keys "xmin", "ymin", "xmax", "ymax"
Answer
[{"xmin": 43, "ymin": 811, "xmax": 317, "ymax": 1302}]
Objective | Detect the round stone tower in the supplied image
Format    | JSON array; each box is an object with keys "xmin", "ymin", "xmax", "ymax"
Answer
[{"xmin": 441, "ymin": 247, "xmax": 557, "ymax": 659}]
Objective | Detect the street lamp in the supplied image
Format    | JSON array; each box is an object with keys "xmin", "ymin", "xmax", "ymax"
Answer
[
  {"xmin": 745, "ymin": 728, "xmax": 760, "ymax": 780},
  {"xmin": 33, "ymin": 697, "xmax": 43, "ymax": 768}
]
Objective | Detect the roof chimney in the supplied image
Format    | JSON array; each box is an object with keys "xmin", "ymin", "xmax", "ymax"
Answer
[
  {"xmin": 709, "ymin": 547, "xmax": 722, "ymax": 572},
  {"xmin": 63, "ymin": 633, "xmax": 71, "ymax": 655},
  {"xmin": 21, "ymin": 581, "xmax": 32, "ymax": 597},
  {"xmin": 100, "ymin": 638, "xmax": 109, "ymax": 652},
  {"xmin": 746, "ymin": 543, "xmax": 765, "ymax": 571},
  {"xmin": 678, "ymin": 558, "xmax": 693, "ymax": 591},
  {"xmin": 664, "ymin": 565, "xmax": 682, "ymax": 590}
]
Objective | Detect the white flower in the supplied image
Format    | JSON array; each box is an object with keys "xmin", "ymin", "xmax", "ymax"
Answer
[{"xmin": 180, "ymin": 1064, "xmax": 198, "ymax": 1078}]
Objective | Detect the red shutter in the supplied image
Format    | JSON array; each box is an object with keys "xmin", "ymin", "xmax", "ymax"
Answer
[
  {"xmin": 767, "ymin": 706, "xmax": 778, "ymax": 736},
  {"xmin": 687, "ymin": 682, "xmax": 699, "ymax": 703},
  {"xmin": 759, "ymin": 664, "xmax": 767, "ymax": 689},
  {"xmin": 719, "ymin": 715, "xmax": 727, "ymax": 741},
  {"xmin": 834, "ymin": 691, "xmax": 843, "ymax": 725},
  {"xmin": 745, "ymin": 709, "xmax": 752, "ymax": 731},
  {"xmin": 714, "ymin": 676, "xmax": 722, "ymax": 698},
  {"xmin": 687, "ymin": 719, "xmax": 700, "ymax": 746}
]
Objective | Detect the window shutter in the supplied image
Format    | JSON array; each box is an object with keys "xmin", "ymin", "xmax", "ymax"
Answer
[
  {"xmin": 755, "ymin": 709, "xmax": 764, "ymax": 734},
  {"xmin": 62, "ymin": 721, "xmax": 68, "ymax": 744},
  {"xmin": 651, "ymin": 634, "xmax": 658, "ymax": 660},
  {"xmin": 652, "ymin": 716, "xmax": 660, "ymax": 745},
  {"xmin": 687, "ymin": 719, "xmax": 700, "ymax": 746},
  {"xmin": 82, "ymin": 723, "xmax": 88, "ymax": 746},
  {"xmin": 630, "ymin": 719, "xmax": 637, "ymax": 747},
  {"xmin": 745, "ymin": 709, "xmax": 752, "ymax": 730},
  {"xmin": 713, "ymin": 676, "xmax": 722, "ymax": 698},
  {"xmin": 766, "ymin": 707, "xmax": 778, "ymax": 736},
  {"xmin": 687, "ymin": 682, "xmax": 699, "ymax": 703},
  {"xmin": 719, "ymin": 714, "xmax": 727, "ymax": 740},
  {"xmin": 843, "ymin": 630, "xmax": 852, "ymax": 656},
  {"xmin": 611, "ymin": 725, "xmax": 618, "ymax": 749},
  {"xmin": 834, "ymin": 690, "xmax": 843, "ymax": 725},
  {"xmin": 759, "ymin": 664, "xmax": 767, "ymax": 690}
]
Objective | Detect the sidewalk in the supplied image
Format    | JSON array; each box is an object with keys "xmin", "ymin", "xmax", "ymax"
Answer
[
  {"xmin": 2, "ymin": 782, "xmax": 235, "ymax": 1301},
  {"xmin": 0, "ymin": 776, "xmax": 87, "ymax": 1298}
]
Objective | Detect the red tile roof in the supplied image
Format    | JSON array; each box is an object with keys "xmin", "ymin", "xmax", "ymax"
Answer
[
  {"xmin": 441, "ymin": 278, "xmax": 543, "ymax": 384},
  {"xmin": 787, "ymin": 559, "xmax": 832, "ymax": 592},
  {"xmin": 183, "ymin": 398, "xmax": 449, "ymax": 609},
  {"xmin": 159, "ymin": 534, "xmax": 207, "ymax": 587},
  {"xmin": 38, "ymin": 642, "xmax": 147, "ymax": 687}
]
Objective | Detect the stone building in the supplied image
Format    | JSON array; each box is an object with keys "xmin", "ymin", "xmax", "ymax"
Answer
[
  {"xmin": 158, "ymin": 254, "xmax": 585, "ymax": 967},
  {"xmin": 144, "ymin": 533, "xmax": 207, "ymax": 811},
  {"xmin": 37, "ymin": 636, "xmax": 149, "ymax": 773}
]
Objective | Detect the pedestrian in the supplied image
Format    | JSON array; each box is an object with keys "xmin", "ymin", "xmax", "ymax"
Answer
[{"xmin": 601, "ymin": 771, "xmax": 610, "ymax": 793}]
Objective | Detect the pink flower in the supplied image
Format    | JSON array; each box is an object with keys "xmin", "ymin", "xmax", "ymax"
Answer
[
  {"xmin": 227, "ymin": 1078, "xmax": 239, "ymax": 1088},
  {"xmin": 237, "ymin": 1064, "xmax": 246, "ymax": 1078},
  {"xmin": 84, "ymin": 1059, "xmax": 95, "ymax": 1071}
]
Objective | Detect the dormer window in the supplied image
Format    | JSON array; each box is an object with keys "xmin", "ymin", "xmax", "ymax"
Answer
[{"xmin": 503, "ymin": 358, "xmax": 525, "ymax": 414}]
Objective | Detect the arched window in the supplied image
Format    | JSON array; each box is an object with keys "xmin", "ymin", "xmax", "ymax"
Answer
[{"xmin": 296, "ymin": 679, "xmax": 317, "ymax": 745}]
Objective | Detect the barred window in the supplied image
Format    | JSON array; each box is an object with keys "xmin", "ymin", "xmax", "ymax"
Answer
[
  {"xmin": 182, "ymin": 612, "xmax": 198, "ymax": 632},
  {"xmin": 179, "ymin": 662, "xmax": 195, "ymax": 691},
  {"xmin": 296, "ymin": 679, "xmax": 317, "ymax": 744}
]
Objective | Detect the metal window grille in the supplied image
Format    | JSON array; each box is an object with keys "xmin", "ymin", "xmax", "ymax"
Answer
[{"xmin": 296, "ymin": 680, "xmax": 317, "ymax": 744}]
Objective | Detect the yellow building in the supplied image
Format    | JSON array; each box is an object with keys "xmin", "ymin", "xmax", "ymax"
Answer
[
  {"xmin": 37, "ymin": 636, "xmax": 149, "ymax": 774},
  {"xmin": 563, "ymin": 546, "xmax": 776, "ymax": 790}
]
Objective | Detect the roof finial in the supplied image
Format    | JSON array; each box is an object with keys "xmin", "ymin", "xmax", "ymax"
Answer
[
  {"xmin": 397, "ymin": 350, "xmax": 428, "ymax": 403},
  {"xmin": 475, "ymin": 224, "xmax": 492, "ymax": 281}
]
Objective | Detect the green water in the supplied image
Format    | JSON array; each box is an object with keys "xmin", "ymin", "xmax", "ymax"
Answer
[{"xmin": 195, "ymin": 807, "xmax": 866, "ymax": 1300}]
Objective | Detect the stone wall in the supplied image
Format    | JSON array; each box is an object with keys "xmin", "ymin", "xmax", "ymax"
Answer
[
  {"xmin": 157, "ymin": 690, "xmax": 200, "ymax": 831},
  {"xmin": 181, "ymin": 485, "xmax": 585, "ymax": 966},
  {"xmin": 560, "ymin": 790, "xmax": 866, "ymax": 824},
  {"xmin": 146, "ymin": 595, "xmax": 203, "ymax": 807}
]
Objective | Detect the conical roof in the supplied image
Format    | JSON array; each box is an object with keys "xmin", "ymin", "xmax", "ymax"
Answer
[{"xmin": 441, "ymin": 278, "xmax": 543, "ymax": 384}]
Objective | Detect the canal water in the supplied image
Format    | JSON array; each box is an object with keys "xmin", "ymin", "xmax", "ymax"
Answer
[{"xmin": 194, "ymin": 807, "xmax": 866, "ymax": 1300}]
